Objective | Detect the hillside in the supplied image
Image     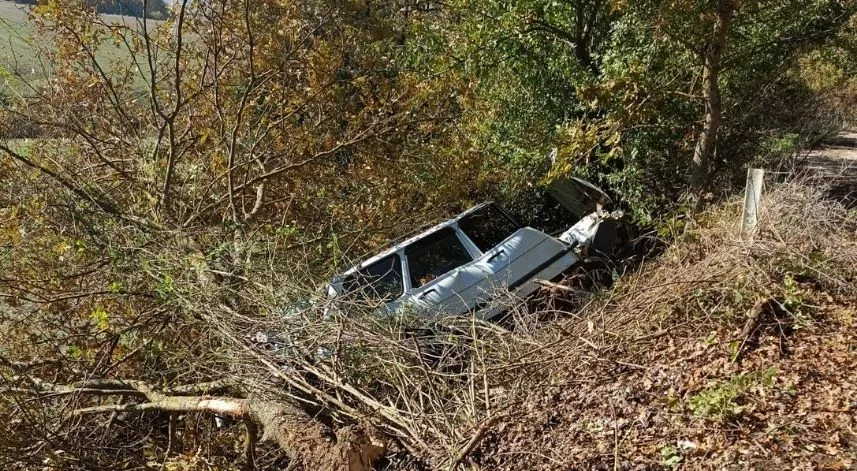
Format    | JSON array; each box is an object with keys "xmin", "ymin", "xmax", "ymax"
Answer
[
  {"xmin": 481, "ymin": 187, "xmax": 856, "ymax": 468},
  {"xmin": 0, "ymin": 1, "xmax": 37, "ymax": 75},
  {"xmin": 466, "ymin": 133, "xmax": 857, "ymax": 469},
  {"xmin": 0, "ymin": 0, "xmax": 161, "ymax": 23},
  {"xmin": 0, "ymin": 0, "xmax": 157, "ymax": 81},
  {"xmin": 8, "ymin": 0, "xmax": 169, "ymax": 19},
  {"xmin": 0, "ymin": 0, "xmax": 856, "ymax": 469}
]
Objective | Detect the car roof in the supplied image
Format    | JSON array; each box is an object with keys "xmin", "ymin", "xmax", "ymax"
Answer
[{"xmin": 338, "ymin": 201, "xmax": 496, "ymax": 278}]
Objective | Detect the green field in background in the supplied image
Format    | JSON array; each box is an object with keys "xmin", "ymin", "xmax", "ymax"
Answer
[{"xmin": 0, "ymin": 1, "xmax": 157, "ymax": 93}]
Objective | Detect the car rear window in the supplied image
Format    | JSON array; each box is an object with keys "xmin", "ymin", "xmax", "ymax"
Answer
[
  {"xmin": 458, "ymin": 204, "xmax": 521, "ymax": 252},
  {"xmin": 406, "ymin": 228, "xmax": 473, "ymax": 288},
  {"xmin": 341, "ymin": 254, "xmax": 403, "ymax": 302}
]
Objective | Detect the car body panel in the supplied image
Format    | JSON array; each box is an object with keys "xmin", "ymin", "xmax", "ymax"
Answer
[
  {"xmin": 477, "ymin": 249, "xmax": 578, "ymax": 319},
  {"xmin": 327, "ymin": 179, "xmax": 612, "ymax": 320},
  {"xmin": 406, "ymin": 258, "xmax": 492, "ymax": 316},
  {"xmin": 547, "ymin": 177, "xmax": 612, "ymax": 218},
  {"xmin": 480, "ymin": 227, "xmax": 570, "ymax": 289},
  {"xmin": 403, "ymin": 227, "xmax": 578, "ymax": 318}
]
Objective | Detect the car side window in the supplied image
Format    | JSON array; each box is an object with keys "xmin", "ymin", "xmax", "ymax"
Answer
[
  {"xmin": 341, "ymin": 254, "xmax": 403, "ymax": 302},
  {"xmin": 458, "ymin": 204, "xmax": 521, "ymax": 252},
  {"xmin": 406, "ymin": 228, "xmax": 473, "ymax": 289}
]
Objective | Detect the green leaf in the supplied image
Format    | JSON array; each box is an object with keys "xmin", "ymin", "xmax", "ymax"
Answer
[{"xmin": 91, "ymin": 306, "xmax": 109, "ymax": 331}]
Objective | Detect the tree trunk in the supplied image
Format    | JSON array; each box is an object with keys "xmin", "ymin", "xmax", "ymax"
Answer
[
  {"xmin": 691, "ymin": 0, "xmax": 736, "ymax": 200},
  {"xmin": 16, "ymin": 378, "xmax": 385, "ymax": 471}
]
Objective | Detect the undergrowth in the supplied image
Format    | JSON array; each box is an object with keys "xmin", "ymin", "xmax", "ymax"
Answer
[{"xmin": 475, "ymin": 178, "xmax": 857, "ymax": 469}]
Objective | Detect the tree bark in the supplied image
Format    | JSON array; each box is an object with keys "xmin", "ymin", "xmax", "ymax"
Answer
[{"xmin": 691, "ymin": 0, "xmax": 737, "ymax": 200}]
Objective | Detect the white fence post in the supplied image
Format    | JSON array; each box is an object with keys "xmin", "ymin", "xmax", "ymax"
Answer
[{"xmin": 740, "ymin": 168, "xmax": 764, "ymax": 240}]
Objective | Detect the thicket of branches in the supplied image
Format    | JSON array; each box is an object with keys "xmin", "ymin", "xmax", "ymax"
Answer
[{"xmin": 0, "ymin": 0, "xmax": 856, "ymax": 469}]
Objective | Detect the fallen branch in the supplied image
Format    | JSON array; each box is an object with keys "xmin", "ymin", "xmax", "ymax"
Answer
[
  {"xmin": 633, "ymin": 329, "xmax": 669, "ymax": 342},
  {"xmin": 11, "ymin": 377, "xmax": 385, "ymax": 471},
  {"xmin": 447, "ymin": 413, "xmax": 505, "ymax": 470},
  {"xmin": 0, "ymin": 356, "xmax": 63, "ymax": 371},
  {"xmin": 536, "ymin": 279, "xmax": 578, "ymax": 293}
]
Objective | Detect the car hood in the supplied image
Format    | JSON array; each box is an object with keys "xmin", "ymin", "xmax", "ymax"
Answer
[{"xmin": 547, "ymin": 177, "xmax": 612, "ymax": 218}]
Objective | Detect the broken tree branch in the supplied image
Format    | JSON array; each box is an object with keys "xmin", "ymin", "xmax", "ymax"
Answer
[{"xmin": 8, "ymin": 377, "xmax": 385, "ymax": 471}]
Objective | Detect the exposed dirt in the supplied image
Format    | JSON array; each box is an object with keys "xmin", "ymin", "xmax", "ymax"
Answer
[
  {"xmin": 477, "ymin": 305, "xmax": 857, "ymax": 469},
  {"xmin": 472, "ymin": 173, "xmax": 857, "ymax": 470},
  {"xmin": 799, "ymin": 129, "xmax": 857, "ymax": 208}
]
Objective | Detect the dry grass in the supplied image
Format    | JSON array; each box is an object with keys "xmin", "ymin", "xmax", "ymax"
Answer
[
  {"xmin": 471, "ymin": 179, "xmax": 857, "ymax": 469},
  {"xmin": 558, "ymin": 177, "xmax": 855, "ymax": 343}
]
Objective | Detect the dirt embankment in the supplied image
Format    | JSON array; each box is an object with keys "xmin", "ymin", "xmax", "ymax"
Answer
[{"xmin": 474, "ymin": 136, "xmax": 857, "ymax": 469}]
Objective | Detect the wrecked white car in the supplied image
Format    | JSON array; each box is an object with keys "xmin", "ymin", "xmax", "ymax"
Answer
[{"xmin": 327, "ymin": 178, "xmax": 618, "ymax": 320}]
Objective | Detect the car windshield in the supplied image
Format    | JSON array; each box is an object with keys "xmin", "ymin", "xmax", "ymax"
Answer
[
  {"xmin": 458, "ymin": 204, "xmax": 521, "ymax": 252},
  {"xmin": 341, "ymin": 254, "xmax": 403, "ymax": 302},
  {"xmin": 406, "ymin": 227, "xmax": 473, "ymax": 288}
]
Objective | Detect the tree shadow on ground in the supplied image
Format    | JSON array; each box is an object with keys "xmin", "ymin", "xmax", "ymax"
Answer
[{"xmin": 798, "ymin": 130, "xmax": 857, "ymax": 209}]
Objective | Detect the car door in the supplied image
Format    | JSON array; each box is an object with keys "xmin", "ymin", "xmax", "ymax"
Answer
[
  {"xmin": 458, "ymin": 204, "xmax": 572, "ymax": 295},
  {"xmin": 337, "ymin": 253, "xmax": 406, "ymax": 315},
  {"xmin": 404, "ymin": 227, "xmax": 490, "ymax": 316}
]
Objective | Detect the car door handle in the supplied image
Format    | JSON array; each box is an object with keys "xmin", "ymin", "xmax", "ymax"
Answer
[
  {"xmin": 487, "ymin": 249, "xmax": 506, "ymax": 263},
  {"xmin": 417, "ymin": 288, "xmax": 437, "ymax": 300}
]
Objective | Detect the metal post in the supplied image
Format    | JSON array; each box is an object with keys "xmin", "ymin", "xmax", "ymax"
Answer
[{"xmin": 740, "ymin": 168, "xmax": 764, "ymax": 240}]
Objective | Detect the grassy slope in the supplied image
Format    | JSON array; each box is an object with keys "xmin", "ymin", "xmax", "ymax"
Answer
[
  {"xmin": 0, "ymin": 1, "xmax": 156, "ymax": 91},
  {"xmin": 0, "ymin": 2, "xmax": 35, "ymax": 75},
  {"xmin": 476, "ymin": 182, "xmax": 857, "ymax": 469}
]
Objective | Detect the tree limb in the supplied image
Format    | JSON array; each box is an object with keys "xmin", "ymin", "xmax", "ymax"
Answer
[{"xmin": 9, "ymin": 376, "xmax": 384, "ymax": 471}]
